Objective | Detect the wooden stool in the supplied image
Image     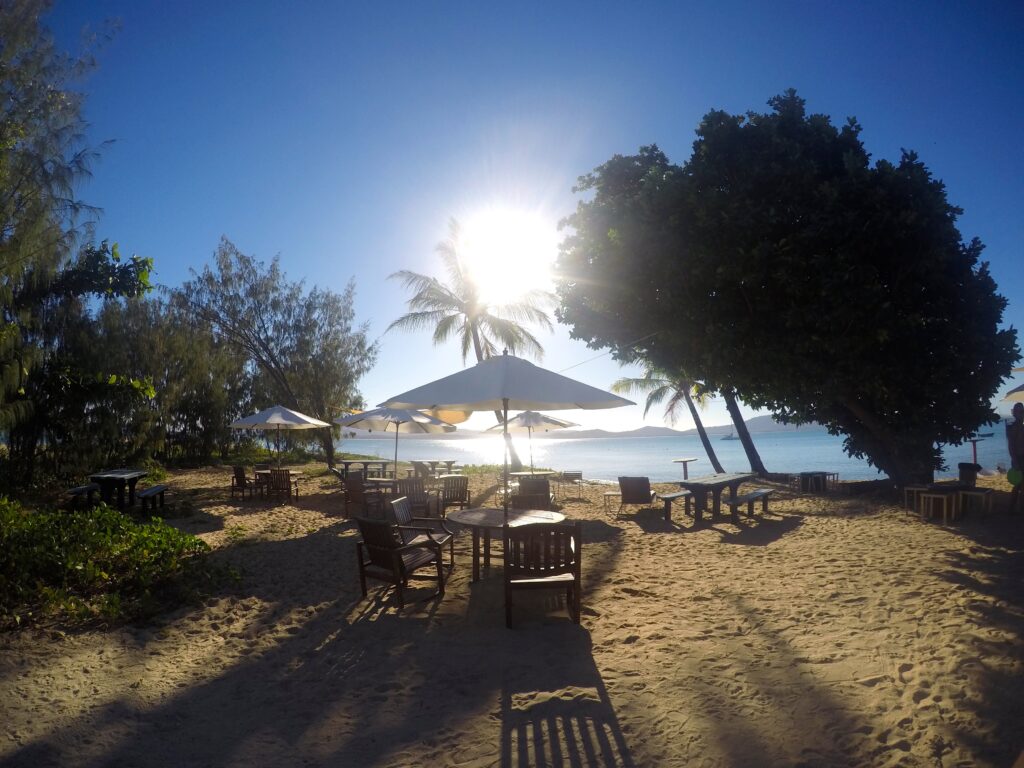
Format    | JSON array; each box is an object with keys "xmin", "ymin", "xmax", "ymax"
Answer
[
  {"xmin": 957, "ymin": 488, "xmax": 993, "ymax": 515},
  {"xmin": 919, "ymin": 491, "xmax": 957, "ymax": 524}
]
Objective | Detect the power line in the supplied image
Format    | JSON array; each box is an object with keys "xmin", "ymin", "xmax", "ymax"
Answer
[{"xmin": 556, "ymin": 332, "xmax": 659, "ymax": 374}]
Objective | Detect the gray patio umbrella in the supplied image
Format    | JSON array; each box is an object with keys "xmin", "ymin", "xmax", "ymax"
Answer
[
  {"xmin": 486, "ymin": 411, "xmax": 578, "ymax": 473},
  {"xmin": 231, "ymin": 405, "xmax": 331, "ymax": 466},
  {"xmin": 380, "ymin": 351, "xmax": 633, "ymax": 516},
  {"xmin": 334, "ymin": 407, "xmax": 455, "ymax": 472}
]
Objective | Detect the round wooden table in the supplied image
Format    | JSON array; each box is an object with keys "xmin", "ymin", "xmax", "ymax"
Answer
[{"xmin": 446, "ymin": 507, "xmax": 565, "ymax": 581}]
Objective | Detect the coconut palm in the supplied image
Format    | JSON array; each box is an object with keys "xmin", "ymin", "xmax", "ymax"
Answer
[
  {"xmin": 612, "ymin": 368, "xmax": 725, "ymax": 473},
  {"xmin": 387, "ymin": 218, "xmax": 555, "ymax": 469}
]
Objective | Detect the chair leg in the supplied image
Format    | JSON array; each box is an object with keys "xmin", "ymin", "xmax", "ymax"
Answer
[{"xmin": 505, "ymin": 586, "xmax": 513, "ymax": 628}]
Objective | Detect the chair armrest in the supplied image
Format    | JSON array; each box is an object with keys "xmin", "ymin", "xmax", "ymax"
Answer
[{"xmin": 409, "ymin": 516, "xmax": 455, "ymax": 535}]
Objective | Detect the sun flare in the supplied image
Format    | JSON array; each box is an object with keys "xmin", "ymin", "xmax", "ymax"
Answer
[{"xmin": 458, "ymin": 208, "xmax": 559, "ymax": 306}]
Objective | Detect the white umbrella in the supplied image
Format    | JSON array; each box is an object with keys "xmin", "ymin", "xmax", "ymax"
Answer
[
  {"xmin": 380, "ymin": 351, "xmax": 633, "ymax": 515},
  {"xmin": 334, "ymin": 407, "xmax": 455, "ymax": 472},
  {"xmin": 486, "ymin": 411, "xmax": 578, "ymax": 472},
  {"xmin": 231, "ymin": 405, "xmax": 331, "ymax": 465},
  {"xmin": 1003, "ymin": 383, "xmax": 1024, "ymax": 403}
]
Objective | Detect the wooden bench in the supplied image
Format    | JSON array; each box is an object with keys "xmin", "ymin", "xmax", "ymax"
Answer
[
  {"xmin": 957, "ymin": 487, "xmax": 993, "ymax": 515},
  {"xmin": 660, "ymin": 490, "xmax": 692, "ymax": 521},
  {"xmin": 66, "ymin": 482, "xmax": 100, "ymax": 507},
  {"xmin": 725, "ymin": 488, "xmax": 773, "ymax": 518},
  {"xmin": 137, "ymin": 484, "xmax": 168, "ymax": 512}
]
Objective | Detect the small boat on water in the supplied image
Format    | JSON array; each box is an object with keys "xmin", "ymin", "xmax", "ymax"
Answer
[{"xmin": 721, "ymin": 432, "xmax": 739, "ymax": 440}]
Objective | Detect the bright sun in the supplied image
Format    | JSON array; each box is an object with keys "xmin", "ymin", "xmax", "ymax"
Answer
[{"xmin": 458, "ymin": 208, "xmax": 559, "ymax": 305}]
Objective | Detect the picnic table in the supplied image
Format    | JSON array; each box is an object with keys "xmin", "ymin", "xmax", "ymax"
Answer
[
  {"xmin": 677, "ymin": 472, "xmax": 755, "ymax": 522},
  {"xmin": 88, "ymin": 469, "xmax": 147, "ymax": 509},
  {"xmin": 410, "ymin": 459, "xmax": 459, "ymax": 476},
  {"xmin": 336, "ymin": 459, "xmax": 392, "ymax": 478}
]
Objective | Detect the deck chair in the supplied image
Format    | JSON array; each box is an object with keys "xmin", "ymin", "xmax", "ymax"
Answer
[
  {"xmin": 344, "ymin": 470, "xmax": 384, "ymax": 518},
  {"xmin": 389, "ymin": 496, "xmax": 455, "ymax": 567},
  {"xmin": 231, "ymin": 465, "xmax": 255, "ymax": 500},
  {"xmin": 617, "ymin": 476, "xmax": 658, "ymax": 514},
  {"xmin": 438, "ymin": 475, "xmax": 470, "ymax": 517},
  {"xmin": 396, "ymin": 477, "xmax": 435, "ymax": 517},
  {"xmin": 355, "ymin": 517, "xmax": 446, "ymax": 608},
  {"xmin": 503, "ymin": 521, "xmax": 582, "ymax": 627}
]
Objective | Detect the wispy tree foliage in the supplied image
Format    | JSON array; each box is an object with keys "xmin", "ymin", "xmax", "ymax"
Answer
[{"xmin": 557, "ymin": 91, "xmax": 1018, "ymax": 483}]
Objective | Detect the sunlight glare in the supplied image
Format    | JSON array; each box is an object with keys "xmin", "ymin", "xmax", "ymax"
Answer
[{"xmin": 459, "ymin": 208, "xmax": 558, "ymax": 305}]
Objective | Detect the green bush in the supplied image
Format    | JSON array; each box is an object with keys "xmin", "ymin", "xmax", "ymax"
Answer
[{"xmin": 0, "ymin": 498, "xmax": 212, "ymax": 628}]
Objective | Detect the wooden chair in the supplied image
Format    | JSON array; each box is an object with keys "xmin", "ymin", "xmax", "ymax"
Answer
[
  {"xmin": 231, "ymin": 466, "xmax": 255, "ymax": 500},
  {"xmin": 558, "ymin": 470, "xmax": 583, "ymax": 500},
  {"xmin": 389, "ymin": 496, "xmax": 455, "ymax": 567},
  {"xmin": 503, "ymin": 521, "xmax": 582, "ymax": 628},
  {"xmin": 254, "ymin": 463, "xmax": 271, "ymax": 496},
  {"xmin": 345, "ymin": 470, "xmax": 384, "ymax": 518},
  {"xmin": 616, "ymin": 476, "xmax": 657, "ymax": 514},
  {"xmin": 355, "ymin": 517, "xmax": 446, "ymax": 608},
  {"xmin": 510, "ymin": 493, "xmax": 550, "ymax": 511},
  {"xmin": 438, "ymin": 475, "xmax": 470, "ymax": 517},
  {"xmin": 518, "ymin": 477, "xmax": 555, "ymax": 509},
  {"xmin": 269, "ymin": 468, "xmax": 298, "ymax": 500},
  {"xmin": 396, "ymin": 477, "xmax": 435, "ymax": 517}
]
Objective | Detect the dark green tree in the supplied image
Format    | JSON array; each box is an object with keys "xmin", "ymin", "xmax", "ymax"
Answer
[
  {"xmin": 557, "ymin": 91, "xmax": 1018, "ymax": 484},
  {"xmin": 177, "ymin": 238, "xmax": 377, "ymax": 466}
]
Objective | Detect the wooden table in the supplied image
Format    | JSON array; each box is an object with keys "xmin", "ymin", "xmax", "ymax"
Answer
[
  {"xmin": 677, "ymin": 472, "xmax": 755, "ymax": 522},
  {"xmin": 336, "ymin": 459, "xmax": 392, "ymax": 478},
  {"xmin": 89, "ymin": 469, "xmax": 147, "ymax": 508},
  {"xmin": 798, "ymin": 471, "xmax": 829, "ymax": 493},
  {"xmin": 446, "ymin": 507, "xmax": 566, "ymax": 581},
  {"xmin": 411, "ymin": 459, "xmax": 459, "ymax": 475},
  {"xmin": 672, "ymin": 458, "xmax": 699, "ymax": 479},
  {"xmin": 508, "ymin": 470, "xmax": 558, "ymax": 479}
]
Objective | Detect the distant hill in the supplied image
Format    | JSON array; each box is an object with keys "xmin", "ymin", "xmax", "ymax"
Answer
[{"xmin": 342, "ymin": 414, "xmax": 822, "ymax": 439}]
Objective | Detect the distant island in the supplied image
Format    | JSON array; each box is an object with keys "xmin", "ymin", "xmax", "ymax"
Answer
[{"xmin": 344, "ymin": 414, "xmax": 824, "ymax": 439}]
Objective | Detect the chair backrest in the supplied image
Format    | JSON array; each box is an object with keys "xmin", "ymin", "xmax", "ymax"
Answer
[
  {"xmin": 510, "ymin": 493, "xmax": 548, "ymax": 510},
  {"xmin": 389, "ymin": 496, "xmax": 413, "ymax": 526},
  {"xmin": 504, "ymin": 521, "xmax": 581, "ymax": 580},
  {"xmin": 356, "ymin": 517, "xmax": 404, "ymax": 568},
  {"xmin": 618, "ymin": 476, "xmax": 652, "ymax": 503},
  {"xmin": 560, "ymin": 471, "xmax": 583, "ymax": 484},
  {"xmin": 270, "ymin": 468, "xmax": 291, "ymax": 490},
  {"xmin": 233, "ymin": 465, "xmax": 248, "ymax": 485},
  {"xmin": 255, "ymin": 463, "xmax": 271, "ymax": 471},
  {"xmin": 396, "ymin": 477, "xmax": 428, "ymax": 503},
  {"xmin": 411, "ymin": 461, "xmax": 432, "ymax": 479},
  {"xmin": 519, "ymin": 477, "xmax": 550, "ymax": 496},
  {"xmin": 441, "ymin": 475, "xmax": 469, "ymax": 502},
  {"xmin": 346, "ymin": 470, "xmax": 367, "ymax": 502},
  {"xmin": 329, "ymin": 467, "xmax": 345, "ymax": 484}
]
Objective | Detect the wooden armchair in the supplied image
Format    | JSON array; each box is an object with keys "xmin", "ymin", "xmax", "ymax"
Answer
[
  {"xmin": 344, "ymin": 470, "xmax": 384, "ymax": 518},
  {"xmin": 389, "ymin": 496, "xmax": 454, "ymax": 567},
  {"xmin": 254, "ymin": 463, "xmax": 271, "ymax": 496},
  {"xmin": 355, "ymin": 517, "xmax": 447, "ymax": 608},
  {"xmin": 268, "ymin": 468, "xmax": 299, "ymax": 500},
  {"xmin": 510, "ymin": 493, "xmax": 550, "ymax": 511},
  {"xmin": 231, "ymin": 465, "xmax": 256, "ymax": 500},
  {"xmin": 438, "ymin": 475, "xmax": 470, "ymax": 517},
  {"xmin": 518, "ymin": 477, "xmax": 555, "ymax": 510},
  {"xmin": 616, "ymin": 476, "xmax": 657, "ymax": 514},
  {"xmin": 396, "ymin": 477, "xmax": 435, "ymax": 517},
  {"xmin": 503, "ymin": 521, "xmax": 582, "ymax": 627}
]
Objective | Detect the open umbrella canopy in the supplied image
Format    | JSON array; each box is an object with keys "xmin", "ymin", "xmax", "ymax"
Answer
[
  {"xmin": 1003, "ymin": 383, "xmax": 1024, "ymax": 403},
  {"xmin": 231, "ymin": 405, "xmax": 331, "ymax": 465},
  {"xmin": 380, "ymin": 352, "xmax": 634, "ymax": 412},
  {"xmin": 380, "ymin": 352, "xmax": 633, "ymax": 514},
  {"xmin": 334, "ymin": 407, "xmax": 455, "ymax": 470},
  {"xmin": 486, "ymin": 411, "xmax": 579, "ymax": 472}
]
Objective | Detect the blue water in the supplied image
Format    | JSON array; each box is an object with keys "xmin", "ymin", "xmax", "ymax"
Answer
[{"xmin": 336, "ymin": 428, "xmax": 1010, "ymax": 483}]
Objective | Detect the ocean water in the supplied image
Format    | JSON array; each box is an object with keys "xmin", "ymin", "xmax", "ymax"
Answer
[{"xmin": 336, "ymin": 428, "xmax": 1011, "ymax": 483}]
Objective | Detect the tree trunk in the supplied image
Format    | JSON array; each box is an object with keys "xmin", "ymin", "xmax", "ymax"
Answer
[
  {"xmin": 321, "ymin": 428, "xmax": 336, "ymax": 468},
  {"xmin": 723, "ymin": 390, "xmax": 767, "ymax": 475},
  {"xmin": 684, "ymin": 392, "xmax": 725, "ymax": 473}
]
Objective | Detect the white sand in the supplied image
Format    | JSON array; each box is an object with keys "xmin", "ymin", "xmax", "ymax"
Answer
[{"xmin": 2, "ymin": 467, "xmax": 1022, "ymax": 767}]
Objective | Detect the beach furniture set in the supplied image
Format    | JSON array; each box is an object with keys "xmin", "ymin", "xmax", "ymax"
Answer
[
  {"xmin": 67, "ymin": 468, "xmax": 167, "ymax": 512},
  {"xmin": 231, "ymin": 465, "xmax": 301, "ymax": 501}
]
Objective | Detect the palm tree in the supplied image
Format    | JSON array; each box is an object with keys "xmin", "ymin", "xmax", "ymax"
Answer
[
  {"xmin": 722, "ymin": 388, "xmax": 767, "ymax": 475},
  {"xmin": 612, "ymin": 368, "xmax": 725, "ymax": 473},
  {"xmin": 387, "ymin": 218, "xmax": 555, "ymax": 469}
]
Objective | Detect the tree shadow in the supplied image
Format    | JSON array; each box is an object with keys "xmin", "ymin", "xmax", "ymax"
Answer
[{"xmin": 714, "ymin": 514, "xmax": 804, "ymax": 546}]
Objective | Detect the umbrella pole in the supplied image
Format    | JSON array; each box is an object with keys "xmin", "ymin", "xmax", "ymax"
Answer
[
  {"xmin": 528, "ymin": 426, "xmax": 534, "ymax": 473},
  {"xmin": 277, "ymin": 425, "xmax": 282, "ymax": 468},
  {"xmin": 503, "ymin": 398, "xmax": 509, "ymax": 520},
  {"xmin": 394, "ymin": 425, "xmax": 399, "ymax": 478}
]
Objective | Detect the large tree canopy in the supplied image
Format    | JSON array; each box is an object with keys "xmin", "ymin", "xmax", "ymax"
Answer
[
  {"xmin": 557, "ymin": 91, "xmax": 1018, "ymax": 483},
  {"xmin": 177, "ymin": 238, "xmax": 377, "ymax": 465}
]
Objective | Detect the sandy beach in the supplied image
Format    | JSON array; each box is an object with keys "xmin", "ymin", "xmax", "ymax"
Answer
[{"xmin": 2, "ymin": 467, "xmax": 1022, "ymax": 767}]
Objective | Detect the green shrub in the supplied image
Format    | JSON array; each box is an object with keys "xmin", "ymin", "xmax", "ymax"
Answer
[{"xmin": 0, "ymin": 498, "xmax": 212, "ymax": 628}]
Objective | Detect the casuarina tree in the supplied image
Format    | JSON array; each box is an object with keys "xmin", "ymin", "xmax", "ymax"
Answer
[{"xmin": 557, "ymin": 91, "xmax": 1017, "ymax": 484}]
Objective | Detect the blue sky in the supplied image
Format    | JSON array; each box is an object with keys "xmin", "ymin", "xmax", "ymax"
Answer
[{"xmin": 50, "ymin": 1, "xmax": 1024, "ymax": 432}]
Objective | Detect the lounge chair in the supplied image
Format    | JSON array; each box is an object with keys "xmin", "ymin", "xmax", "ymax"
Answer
[
  {"xmin": 557, "ymin": 470, "xmax": 583, "ymax": 500},
  {"xmin": 616, "ymin": 476, "xmax": 658, "ymax": 515},
  {"xmin": 503, "ymin": 521, "xmax": 582, "ymax": 627}
]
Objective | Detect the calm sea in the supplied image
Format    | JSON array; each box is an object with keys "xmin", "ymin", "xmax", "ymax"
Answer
[{"xmin": 335, "ymin": 427, "xmax": 1011, "ymax": 483}]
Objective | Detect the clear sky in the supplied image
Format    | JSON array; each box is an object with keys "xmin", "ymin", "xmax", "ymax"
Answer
[{"xmin": 49, "ymin": 1, "xmax": 1024, "ymax": 432}]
